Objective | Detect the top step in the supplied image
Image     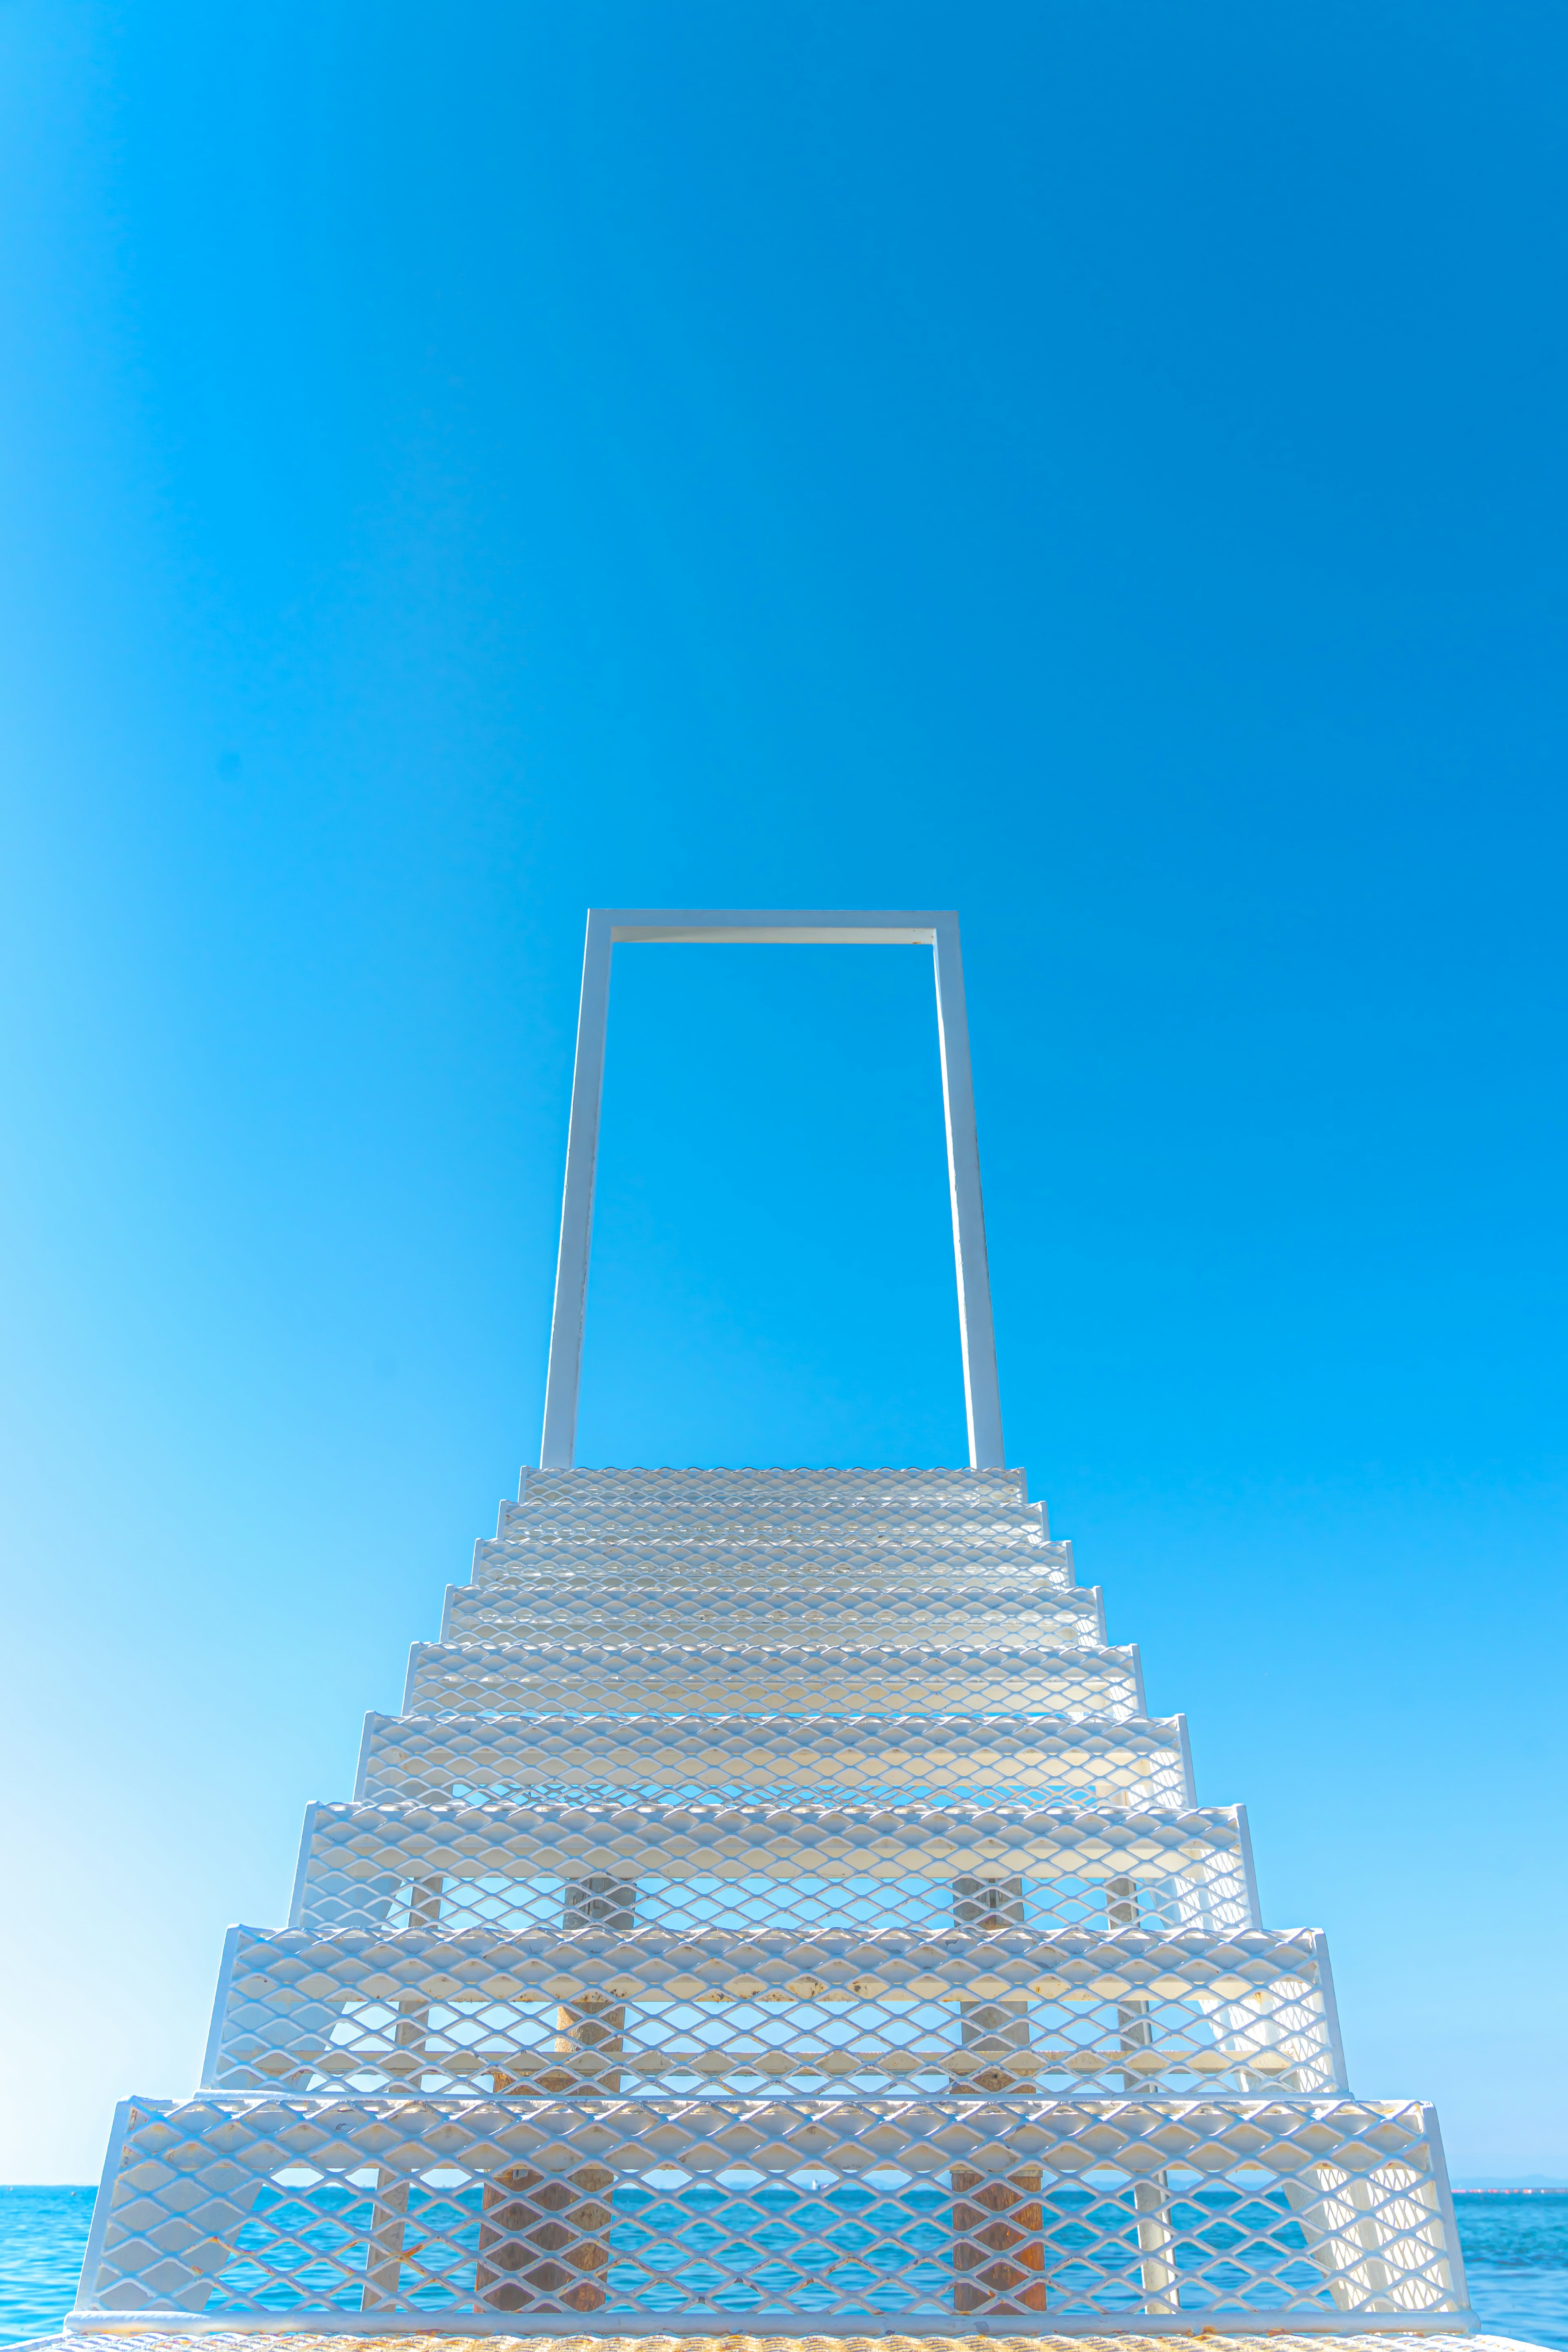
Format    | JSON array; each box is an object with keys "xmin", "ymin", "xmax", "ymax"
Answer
[{"xmin": 519, "ymin": 1466, "xmax": 1030, "ymax": 1511}]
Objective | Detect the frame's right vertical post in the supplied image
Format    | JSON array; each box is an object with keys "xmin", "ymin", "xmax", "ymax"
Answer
[{"xmin": 932, "ymin": 913, "xmax": 1004, "ymax": 1469}]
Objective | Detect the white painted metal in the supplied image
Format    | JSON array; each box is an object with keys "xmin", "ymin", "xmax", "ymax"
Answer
[
  {"xmin": 537, "ymin": 909, "xmax": 1004, "ymax": 1470},
  {"xmin": 496, "ymin": 1495, "xmax": 1053, "ymax": 1544},
  {"xmin": 70, "ymin": 925, "xmax": 1473, "ymax": 2334},
  {"xmin": 519, "ymin": 1461, "xmax": 1032, "ymax": 1502},
  {"xmin": 352, "ymin": 1708, "xmax": 1198, "ymax": 1809},
  {"xmin": 205, "ymin": 1922, "xmax": 1347, "ymax": 2097},
  {"xmin": 80, "ymin": 2089, "xmax": 1463, "ymax": 2330},
  {"xmin": 400, "ymin": 1637, "xmax": 1145, "ymax": 1721},
  {"xmin": 292, "ymin": 1793, "xmax": 1246, "ymax": 1935},
  {"xmin": 441, "ymin": 1570, "xmax": 1106, "ymax": 1644},
  {"xmin": 538, "ymin": 909, "xmax": 614, "ymax": 1474},
  {"xmin": 75, "ymin": 1454, "xmax": 1471, "ymax": 2329}
]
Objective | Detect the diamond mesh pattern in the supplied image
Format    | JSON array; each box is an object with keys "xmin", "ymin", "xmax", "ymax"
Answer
[
  {"xmin": 74, "ymin": 1459, "xmax": 1467, "ymax": 2331},
  {"xmin": 495, "ymin": 1510, "xmax": 1051, "ymax": 1555},
  {"xmin": 356, "ymin": 1715, "xmax": 1194, "ymax": 1810},
  {"xmin": 292, "ymin": 1802, "xmax": 1254, "ymax": 1939},
  {"xmin": 84, "ymin": 2091, "xmax": 1459, "ymax": 2324},
  {"xmin": 403, "ymin": 1645, "xmax": 1142, "ymax": 1723},
  {"xmin": 209, "ymin": 1925, "xmax": 1342, "ymax": 2099},
  {"xmin": 445, "ymin": 1581, "xmax": 1103, "ymax": 1648},
  {"xmin": 474, "ymin": 1539, "xmax": 1078, "ymax": 1590},
  {"xmin": 519, "ymin": 1468, "xmax": 1033, "ymax": 1507}
]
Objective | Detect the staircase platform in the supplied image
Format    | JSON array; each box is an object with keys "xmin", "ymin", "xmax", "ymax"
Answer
[
  {"xmin": 400, "ymin": 1646, "xmax": 1144, "ymax": 1723},
  {"xmin": 76, "ymin": 2091, "xmax": 1464, "ymax": 2331},
  {"xmin": 443, "ymin": 1581, "xmax": 1103, "ymax": 1648},
  {"xmin": 290, "ymin": 1799, "xmax": 1255, "ymax": 1938},
  {"xmin": 353, "ymin": 1714, "xmax": 1195, "ymax": 1810},
  {"xmin": 205, "ymin": 1922, "xmax": 1343, "ymax": 2098}
]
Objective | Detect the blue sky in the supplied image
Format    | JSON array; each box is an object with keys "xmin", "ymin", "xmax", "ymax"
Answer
[{"xmin": 0, "ymin": 0, "xmax": 1565, "ymax": 2182}]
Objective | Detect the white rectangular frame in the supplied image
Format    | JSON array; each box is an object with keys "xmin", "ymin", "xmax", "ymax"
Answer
[{"xmin": 539, "ymin": 907, "xmax": 1004, "ymax": 1468}]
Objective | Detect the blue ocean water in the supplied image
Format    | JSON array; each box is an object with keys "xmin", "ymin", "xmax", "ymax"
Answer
[
  {"xmin": 0, "ymin": 2191, "xmax": 94, "ymax": 2348},
  {"xmin": 1, "ymin": 2184, "xmax": 1566, "ymax": 2347},
  {"xmin": 1456, "ymin": 2196, "xmax": 1568, "ymax": 2352}
]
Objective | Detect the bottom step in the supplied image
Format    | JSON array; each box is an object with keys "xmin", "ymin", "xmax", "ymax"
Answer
[{"xmin": 78, "ymin": 2092, "xmax": 1466, "ymax": 2332}]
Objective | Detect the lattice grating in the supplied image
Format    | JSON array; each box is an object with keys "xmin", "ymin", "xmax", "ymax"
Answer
[
  {"xmin": 402, "ymin": 1646, "xmax": 1143, "ymax": 1724},
  {"xmin": 497, "ymin": 1506, "xmax": 1053, "ymax": 1553},
  {"xmin": 443, "ymin": 1583, "xmax": 1104, "ymax": 1650},
  {"xmin": 292, "ymin": 1803, "xmax": 1254, "ymax": 1941},
  {"xmin": 208, "ymin": 1925, "xmax": 1343, "ymax": 2100},
  {"xmin": 519, "ymin": 1467, "xmax": 1033, "ymax": 1508},
  {"xmin": 79, "ymin": 2092, "xmax": 1461, "ymax": 2325},
  {"xmin": 74, "ymin": 1452, "xmax": 1466, "ymax": 2334},
  {"xmin": 355, "ymin": 1715, "xmax": 1194, "ymax": 1811},
  {"xmin": 473, "ymin": 1539, "xmax": 1079, "ymax": 1590}
]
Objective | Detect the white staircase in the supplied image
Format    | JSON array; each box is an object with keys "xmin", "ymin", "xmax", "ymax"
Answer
[{"xmin": 74, "ymin": 1465, "xmax": 1470, "ymax": 2332}]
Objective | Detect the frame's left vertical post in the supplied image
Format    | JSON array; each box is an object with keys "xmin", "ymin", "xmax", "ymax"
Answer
[{"xmin": 540, "ymin": 910, "xmax": 615, "ymax": 1468}]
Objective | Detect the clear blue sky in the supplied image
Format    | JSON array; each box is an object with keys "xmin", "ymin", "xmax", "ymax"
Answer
[{"xmin": 0, "ymin": 0, "xmax": 1564, "ymax": 2183}]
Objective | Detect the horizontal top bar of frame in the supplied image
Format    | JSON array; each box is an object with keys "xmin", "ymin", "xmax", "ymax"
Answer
[{"xmin": 596, "ymin": 906, "xmax": 952, "ymax": 944}]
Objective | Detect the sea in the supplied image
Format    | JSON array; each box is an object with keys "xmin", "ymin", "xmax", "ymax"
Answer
[{"xmin": 2, "ymin": 2186, "xmax": 1566, "ymax": 2347}]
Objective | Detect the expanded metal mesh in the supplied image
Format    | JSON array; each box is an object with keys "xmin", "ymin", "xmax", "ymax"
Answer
[
  {"xmin": 207, "ymin": 1925, "xmax": 1342, "ymax": 2100},
  {"xmin": 496, "ymin": 1506, "xmax": 1053, "ymax": 1555},
  {"xmin": 401, "ymin": 1646, "xmax": 1143, "ymax": 1724},
  {"xmin": 80, "ymin": 2091, "xmax": 1460, "ymax": 2325},
  {"xmin": 292, "ymin": 1803, "xmax": 1254, "ymax": 1940},
  {"xmin": 444, "ymin": 1581, "xmax": 1104, "ymax": 1649},
  {"xmin": 74, "ymin": 1459, "xmax": 1467, "ymax": 2334},
  {"xmin": 518, "ymin": 1468, "xmax": 1033, "ymax": 1508},
  {"xmin": 473, "ymin": 1539, "xmax": 1079, "ymax": 1591},
  {"xmin": 354, "ymin": 1717, "xmax": 1194, "ymax": 1811}
]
